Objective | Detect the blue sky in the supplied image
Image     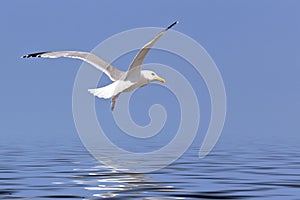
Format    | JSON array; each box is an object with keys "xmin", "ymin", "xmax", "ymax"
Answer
[{"xmin": 1, "ymin": 0, "xmax": 300, "ymax": 149}]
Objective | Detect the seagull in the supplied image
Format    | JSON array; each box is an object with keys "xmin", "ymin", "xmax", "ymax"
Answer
[{"xmin": 22, "ymin": 21, "xmax": 178, "ymax": 110}]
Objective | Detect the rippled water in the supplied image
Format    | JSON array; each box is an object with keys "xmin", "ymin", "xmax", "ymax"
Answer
[{"xmin": 1, "ymin": 136, "xmax": 300, "ymax": 199}]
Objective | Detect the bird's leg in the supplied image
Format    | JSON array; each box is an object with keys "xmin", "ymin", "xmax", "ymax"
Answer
[{"xmin": 111, "ymin": 94, "xmax": 120, "ymax": 111}]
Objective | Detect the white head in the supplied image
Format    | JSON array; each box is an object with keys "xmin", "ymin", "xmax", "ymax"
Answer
[{"xmin": 141, "ymin": 70, "xmax": 165, "ymax": 83}]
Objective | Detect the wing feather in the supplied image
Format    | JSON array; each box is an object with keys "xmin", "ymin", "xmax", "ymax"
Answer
[
  {"xmin": 126, "ymin": 21, "xmax": 178, "ymax": 77},
  {"xmin": 22, "ymin": 51, "xmax": 125, "ymax": 81}
]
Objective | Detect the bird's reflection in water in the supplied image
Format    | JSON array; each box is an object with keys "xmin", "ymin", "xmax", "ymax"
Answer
[{"xmin": 74, "ymin": 164, "xmax": 176, "ymax": 199}]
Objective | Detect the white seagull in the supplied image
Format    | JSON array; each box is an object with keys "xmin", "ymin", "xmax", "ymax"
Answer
[{"xmin": 22, "ymin": 21, "xmax": 178, "ymax": 110}]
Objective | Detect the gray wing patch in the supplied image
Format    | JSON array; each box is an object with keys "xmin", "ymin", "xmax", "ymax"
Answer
[
  {"xmin": 126, "ymin": 21, "xmax": 179, "ymax": 75},
  {"xmin": 22, "ymin": 51, "xmax": 125, "ymax": 81}
]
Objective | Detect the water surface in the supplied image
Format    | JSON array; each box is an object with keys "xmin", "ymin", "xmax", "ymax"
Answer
[{"xmin": 1, "ymin": 136, "xmax": 299, "ymax": 199}]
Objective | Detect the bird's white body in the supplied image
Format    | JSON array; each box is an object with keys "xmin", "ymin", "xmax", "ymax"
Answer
[
  {"xmin": 88, "ymin": 70, "xmax": 156, "ymax": 99},
  {"xmin": 22, "ymin": 21, "xmax": 178, "ymax": 110},
  {"xmin": 88, "ymin": 80, "xmax": 142, "ymax": 99}
]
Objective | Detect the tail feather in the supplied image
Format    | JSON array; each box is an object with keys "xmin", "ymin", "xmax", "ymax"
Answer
[
  {"xmin": 88, "ymin": 88, "xmax": 112, "ymax": 99},
  {"xmin": 88, "ymin": 81, "xmax": 126, "ymax": 99}
]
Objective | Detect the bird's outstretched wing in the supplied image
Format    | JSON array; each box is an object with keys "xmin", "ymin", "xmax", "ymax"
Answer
[
  {"xmin": 22, "ymin": 51, "xmax": 125, "ymax": 81},
  {"xmin": 126, "ymin": 21, "xmax": 179, "ymax": 78}
]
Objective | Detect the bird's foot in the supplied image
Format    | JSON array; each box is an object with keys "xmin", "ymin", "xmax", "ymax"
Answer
[
  {"xmin": 111, "ymin": 94, "xmax": 120, "ymax": 111},
  {"xmin": 111, "ymin": 100, "xmax": 116, "ymax": 111}
]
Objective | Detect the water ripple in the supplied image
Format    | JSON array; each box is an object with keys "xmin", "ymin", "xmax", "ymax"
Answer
[{"xmin": 0, "ymin": 140, "xmax": 300, "ymax": 199}]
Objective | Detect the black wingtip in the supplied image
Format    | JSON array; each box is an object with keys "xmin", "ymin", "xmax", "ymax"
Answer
[
  {"xmin": 21, "ymin": 51, "xmax": 49, "ymax": 58},
  {"xmin": 166, "ymin": 21, "xmax": 179, "ymax": 30}
]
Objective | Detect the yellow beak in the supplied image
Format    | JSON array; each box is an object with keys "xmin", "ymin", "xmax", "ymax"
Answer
[{"xmin": 156, "ymin": 77, "xmax": 166, "ymax": 83}]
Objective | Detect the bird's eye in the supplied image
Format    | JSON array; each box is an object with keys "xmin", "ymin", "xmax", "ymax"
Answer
[{"xmin": 151, "ymin": 73, "xmax": 155, "ymax": 76}]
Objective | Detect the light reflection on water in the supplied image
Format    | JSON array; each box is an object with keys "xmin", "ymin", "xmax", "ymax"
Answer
[{"xmin": 0, "ymin": 139, "xmax": 300, "ymax": 199}]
